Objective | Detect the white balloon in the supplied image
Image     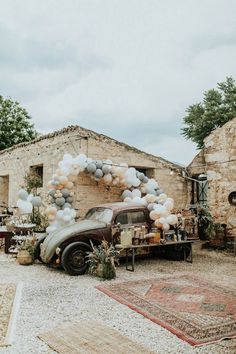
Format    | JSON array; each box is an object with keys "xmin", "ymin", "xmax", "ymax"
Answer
[
  {"xmin": 17, "ymin": 189, "xmax": 28, "ymax": 201},
  {"xmin": 64, "ymin": 215, "xmax": 71, "ymax": 223},
  {"xmin": 124, "ymin": 197, "xmax": 132, "ymax": 202},
  {"xmin": 164, "ymin": 200, "xmax": 174, "ymax": 211},
  {"xmin": 63, "ymin": 207, "xmax": 71, "ymax": 215},
  {"xmin": 56, "ymin": 210, "xmax": 64, "ymax": 220},
  {"xmin": 147, "ymin": 178, "xmax": 158, "ymax": 189},
  {"xmin": 150, "ymin": 210, "xmax": 159, "ymax": 220},
  {"xmin": 17, "ymin": 199, "xmax": 32, "ymax": 214},
  {"xmin": 162, "ymin": 223, "xmax": 170, "ymax": 231},
  {"xmin": 153, "ymin": 204, "xmax": 165, "ymax": 216},
  {"xmin": 132, "ymin": 178, "xmax": 141, "ymax": 187},
  {"xmin": 132, "ymin": 189, "xmax": 141, "ymax": 198},
  {"xmin": 122, "ymin": 190, "xmax": 132, "ymax": 199},
  {"xmin": 159, "ymin": 217, "xmax": 167, "ymax": 224},
  {"xmin": 132, "ymin": 196, "xmax": 145, "ymax": 205},
  {"xmin": 166, "ymin": 214, "xmax": 178, "ymax": 225}
]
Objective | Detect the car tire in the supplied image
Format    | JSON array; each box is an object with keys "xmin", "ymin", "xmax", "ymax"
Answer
[{"xmin": 61, "ymin": 242, "xmax": 92, "ymax": 276}]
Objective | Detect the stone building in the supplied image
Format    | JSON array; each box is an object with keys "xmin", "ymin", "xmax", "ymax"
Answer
[
  {"xmin": 0, "ymin": 125, "xmax": 188, "ymax": 218},
  {"xmin": 188, "ymin": 117, "xmax": 236, "ymax": 235}
]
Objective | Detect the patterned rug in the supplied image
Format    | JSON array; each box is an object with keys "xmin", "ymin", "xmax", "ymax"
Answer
[
  {"xmin": 97, "ymin": 275, "xmax": 236, "ymax": 346},
  {"xmin": 0, "ymin": 283, "xmax": 18, "ymax": 346}
]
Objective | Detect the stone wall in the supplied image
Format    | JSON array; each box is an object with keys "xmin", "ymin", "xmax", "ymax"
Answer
[
  {"xmin": 0, "ymin": 175, "xmax": 9, "ymax": 210},
  {"xmin": 0, "ymin": 126, "xmax": 188, "ymax": 218},
  {"xmin": 188, "ymin": 117, "xmax": 236, "ymax": 234}
]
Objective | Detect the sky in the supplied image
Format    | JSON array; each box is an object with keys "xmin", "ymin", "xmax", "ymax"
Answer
[{"xmin": 1, "ymin": 0, "xmax": 236, "ymax": 165}]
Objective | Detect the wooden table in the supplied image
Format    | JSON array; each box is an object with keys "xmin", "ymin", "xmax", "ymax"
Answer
[
  {"xmin": 115, "ymin": 241, "xmax": 193, "ymax": 272},
  {"xmin": 0, "ymin": 227, "xmax": 13, "ymax": 253}
]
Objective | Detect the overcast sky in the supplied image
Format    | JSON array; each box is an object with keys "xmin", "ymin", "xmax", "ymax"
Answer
[{"xmin": 1, "ymin": 0, "xmax": 236, "ymax": 165}]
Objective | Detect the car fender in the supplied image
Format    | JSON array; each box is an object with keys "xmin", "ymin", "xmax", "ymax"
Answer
[{"xmin": 40, "ymin": 220, "xmax": 106, "ymax": 263}]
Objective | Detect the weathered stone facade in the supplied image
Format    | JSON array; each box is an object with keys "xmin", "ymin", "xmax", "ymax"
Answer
[
  {"xmin": 0, "ymin": 125, "xmax": 188, "ymax": 218},
  {"xmin": 188, "ymin": 117, "xmax": 236, "ymax": 234}
]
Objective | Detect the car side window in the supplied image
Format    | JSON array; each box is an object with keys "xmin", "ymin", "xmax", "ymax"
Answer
[
  {"xmin": 116, "ymin": 211, "xmax": 146, "ymax": 225},
  {"xmin": 116, "ymin": 213, "xmax": 129, "ymax": 225},
  {"xmin": 129, "ymin": 211, "xmax": 146, "ymax": 224}
]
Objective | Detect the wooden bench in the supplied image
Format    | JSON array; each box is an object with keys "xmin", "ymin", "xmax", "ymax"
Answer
[{"xmin": 115, "ymin": 240, "xmax": 193, "ymax": 272}]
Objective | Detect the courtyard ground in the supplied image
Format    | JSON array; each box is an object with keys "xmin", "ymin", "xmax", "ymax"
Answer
[{"xmin": 0, "ymin": 241, "xmax": 235, "ymax": 354}]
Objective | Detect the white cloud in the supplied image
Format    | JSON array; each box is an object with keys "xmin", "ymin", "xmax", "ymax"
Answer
[
  {"xmin": 143, "ymin": 136, "xmax": 198, "ymax": 166},
  {"xmin": 0, "ymin": 0, "xmax": 236, "ymax": 163}
]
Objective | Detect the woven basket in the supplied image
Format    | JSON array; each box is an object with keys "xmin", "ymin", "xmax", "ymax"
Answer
[{"xmin": 17, "ymin": 250, "xmax": 33, "ymax": 265}]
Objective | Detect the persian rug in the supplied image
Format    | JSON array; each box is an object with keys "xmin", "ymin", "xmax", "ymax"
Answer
[
  {"xmin": 0, "ymin": 283, "xmax": 20, "ymax": 347},
  {"xmin": 97, "ymin": 275, "xmax": 236, "ymax": 346},
  {"xmin": 38, "ymin": 321, "xmax": 156, "ymax": 354}
]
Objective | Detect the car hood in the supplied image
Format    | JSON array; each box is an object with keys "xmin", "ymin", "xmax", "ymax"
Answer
[{"xmin": 40, "ymin": 219, "xmax": 106, "ymax": 263}]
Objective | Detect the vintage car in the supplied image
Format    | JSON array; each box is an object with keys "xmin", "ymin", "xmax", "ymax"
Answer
[{"xmin": 36, "ymin": 202, "xmax": 187, "ymax": 275}]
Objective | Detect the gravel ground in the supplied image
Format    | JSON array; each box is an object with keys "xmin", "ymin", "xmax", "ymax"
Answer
[{"xmin": 0, "ymin": 241, "xmax": 236, "ymax": 354}]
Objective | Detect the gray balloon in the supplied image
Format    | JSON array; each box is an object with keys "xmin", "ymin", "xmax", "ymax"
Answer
[
  {"xmin": 102, "ymin": 165, "xmax": 110, "ymax": 174},
  {"xmin": 48, "ymin": 189, "xmax": 56, "ymax": 197},
  {"xmin": 55, "ymin": 197, "xmax": 66, "ymax": 206},
  {"xmin": 138, "ymin": 172, "xmax": 145, "ymax": 180},
  {"xmin": 66, "ymin": 196, "xmax": 74, "ymax": 203},
  {"xmin": 142, "ymin": 176, "xmax": 149, "ymax": 183},
  {"xmin": 94, "ymin": 169, "xmax": 103, "ymax": 179},
  {"xmin": 61, "ymin": 188, "xmax": 70, "ymax": 198},
  {"xmin": 31, "ymin": 196, "xmax": 42, "ymax": 207},
  {"xmin": 95, "ymin": 160, "xmax": 103, "ymax": 169},
  {"xmin": 87, "ymin": 163, "xmax": 96, "ymax": 173}
]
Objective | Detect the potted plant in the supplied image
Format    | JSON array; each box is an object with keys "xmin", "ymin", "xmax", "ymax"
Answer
[
  {"xmin": 87, "ymin": 240, "xmax": 119, "ymax": 280},
  {"xmin": 17, "ymin": 237, "xmax": 36, "ymax": 265},
  {"xmin": 197, "ymin": 206, "xmax": 215, "ymax": 240}
]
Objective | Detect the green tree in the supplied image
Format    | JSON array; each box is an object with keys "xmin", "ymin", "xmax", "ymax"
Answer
[
  {"xmin": 0, "ymin": 96, "xmax": 38, "ymax": 150},
  {"xmin": 182, "ymin": 77, "xmax": 236, "ymax": 149}
]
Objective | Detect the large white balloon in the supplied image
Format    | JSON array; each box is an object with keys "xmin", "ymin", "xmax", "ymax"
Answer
[
  {"xmin": 17, "ymin": 199, "xmax": 33, "ymax": 214},
  {"xmin": 132, "ymin": 189, "xmax": 141, "ymax": 198},
  {"xmin": 17, "ymin": 189, "xmax": 28, "ymax": 201}
]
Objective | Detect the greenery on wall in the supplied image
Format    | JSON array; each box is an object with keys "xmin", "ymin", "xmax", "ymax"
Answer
[{"xmin": 182, "ymin": 77, "xmax": 236, "ymax": 148}]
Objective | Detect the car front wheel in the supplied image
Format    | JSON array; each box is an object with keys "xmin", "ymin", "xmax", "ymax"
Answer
[{"xmin": 61, "ymin": 242, "xmax": 92, "ymax": 276}]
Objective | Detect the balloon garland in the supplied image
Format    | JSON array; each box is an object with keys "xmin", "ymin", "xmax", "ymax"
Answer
[{"xmin": 45, "ymin": 153, "xmax": 178, "ymax": 234}]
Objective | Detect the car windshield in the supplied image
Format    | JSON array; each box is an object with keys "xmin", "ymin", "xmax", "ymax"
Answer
[{"xmin": 85, "ymin": 207, "xmax": 113, "ymax": 224}]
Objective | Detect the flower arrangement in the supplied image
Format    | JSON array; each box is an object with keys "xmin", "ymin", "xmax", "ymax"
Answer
[{"xmin": 87, "ymin": 240, "xmax": 119, "ymax": 280}]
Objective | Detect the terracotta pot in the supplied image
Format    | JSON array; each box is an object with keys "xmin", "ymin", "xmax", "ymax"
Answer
[{"xmin": 17, "ymin": 250, "xmax": 34, "ymax": 265}]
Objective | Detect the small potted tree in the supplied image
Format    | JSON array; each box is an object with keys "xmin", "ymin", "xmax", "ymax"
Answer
[
  {"xmin": 17, "ymin": 237, "xmax": 36, "ymax": 265},
  {"xmin": 87, "ymin": 241, "xmax": 119, "ymax": 280}
]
